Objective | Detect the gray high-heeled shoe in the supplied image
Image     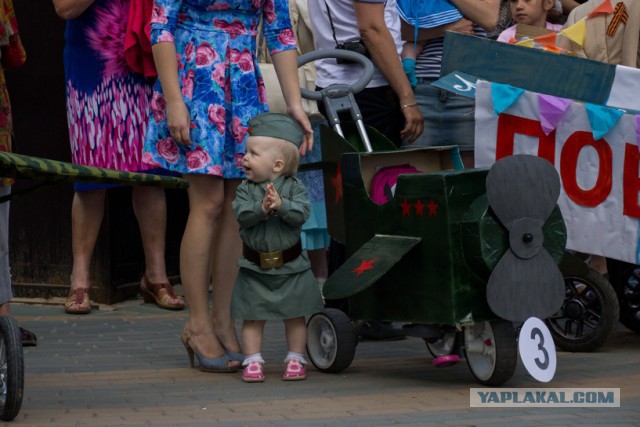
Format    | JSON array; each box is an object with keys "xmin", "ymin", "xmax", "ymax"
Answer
[{"xmin": 180, "ymin": 328, "xmax": 239, "ymax": 373}]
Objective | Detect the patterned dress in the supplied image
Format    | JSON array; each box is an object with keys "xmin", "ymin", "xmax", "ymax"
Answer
[
  {"xmin": 143, "ymin": 0, "xmax": 297, "ymax": 177},
  {"xmin": 63, "ymin": 0, "xmax": 155, "ymax": 173}
]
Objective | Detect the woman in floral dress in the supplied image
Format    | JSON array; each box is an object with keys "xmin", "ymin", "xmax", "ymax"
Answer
[
  {"xmin": 53, "ymin": 0, "xmax": 184, "ymax": 314},
  {"xmin": 144, "ymin": 0, "xmax": 312, "ymax": 371}
]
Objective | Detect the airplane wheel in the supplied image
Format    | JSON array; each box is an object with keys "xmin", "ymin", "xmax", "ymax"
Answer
[
  {"xmin": 546, "ymin": 270, "xmax": 619, "ymax": 352},
  {"xmin": 464, "ymin": 320, "xmax": 517, "ymax": 386},
  {"xmin": 425, "ymin": 330, "xmax": 457, "ymax": 358},
  {"xmin": 307, "ymin": 309, "xmax": 357, "ymax": 373},
  {"xmin": 0, "ymin": 316, "xmax": 24, "ymax": 421}
]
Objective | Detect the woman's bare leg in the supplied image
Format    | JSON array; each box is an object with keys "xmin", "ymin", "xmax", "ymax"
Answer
[
  {"xmin": 211, "ymin": 179, "xmax": 243, "ymax": 353},
  {"xmin": 68, "ymin": 189, "xmax": 105, "ymax": 310},
  {"xmin": 181, "ymin": 175, "xmax": 227, "ymax": 358}
]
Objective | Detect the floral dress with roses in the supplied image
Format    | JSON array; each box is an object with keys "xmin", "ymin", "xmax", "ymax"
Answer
[
  {"xmin": 143, "ymin": 0, "xmax": 297, "ymax": 177},
  {"xmin": 63, "ymin": 0, "xmax": 155, "ymax": 177}
]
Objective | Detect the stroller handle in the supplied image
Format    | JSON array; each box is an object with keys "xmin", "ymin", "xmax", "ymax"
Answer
[{"xmin": 297, "ymin": 49, "xmax": 374, "ymax": 101}]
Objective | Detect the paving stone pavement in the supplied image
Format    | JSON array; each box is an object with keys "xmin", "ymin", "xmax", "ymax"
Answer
[{"xmin": 4, "ymin": 293, "xmax": 640, "ymax": 427}]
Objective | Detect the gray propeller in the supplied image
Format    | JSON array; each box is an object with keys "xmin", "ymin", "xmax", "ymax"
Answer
[{"xmin": 485, "ymin": 154, "xmax": 565, "ymax": 322}]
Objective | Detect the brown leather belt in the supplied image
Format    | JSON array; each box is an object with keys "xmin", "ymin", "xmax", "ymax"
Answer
[{"xmin": 243, "ymin": 241, "xmax": 302, "ymax": 269}]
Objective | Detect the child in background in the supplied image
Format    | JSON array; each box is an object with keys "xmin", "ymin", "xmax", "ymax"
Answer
[
  {"xmin": 397, "ymin": 0, "xmax": 463, "ymax": 88},
  {"xmin": 231, "ymin": 113, "xmax": 324, "ymax": 383},
  {"xmin": 497, "ymin": 0, "xmax": 563, "ymax": 43}
]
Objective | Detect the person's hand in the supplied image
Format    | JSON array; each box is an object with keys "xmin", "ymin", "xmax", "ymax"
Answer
[
  {"xmin": 264, "ymin": 183, "xmax": 282, "ymax": 211},
  {"xmin": 261, "ymin": 192, "xmax": 271, "ymax": 214},
  {"xmin": 287, "ymin": 105, "xmax": 314, "ymax": 156},
  {"xmin": 446, "ymin": 18, "xmax": 474, "ymax": 35},
  {"xmin": 166, "ymin": 99, "xmax": 192, "ymax": 146},
  {"xmin": 400, "ymin": 104, "xmax": 424, "ymax": 144}
]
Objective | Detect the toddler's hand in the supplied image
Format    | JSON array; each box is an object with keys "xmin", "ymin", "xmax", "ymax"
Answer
[{"xmin": 265, "ymin": 183, "xmax": 282, "ymax": 211}]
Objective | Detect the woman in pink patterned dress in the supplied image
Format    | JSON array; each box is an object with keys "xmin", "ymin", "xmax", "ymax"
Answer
[
  {"xmin": 144, "ymin": 0, "xmax": 312, "ymax": 371},
  {"xmin": 53, "ymin": 0, "xmax": 184, "ymax": 314}
]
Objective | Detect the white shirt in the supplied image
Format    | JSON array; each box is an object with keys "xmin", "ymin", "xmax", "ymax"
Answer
[{"xmin": 308, "ymin": 0, "xmax": 403, "ymax": 88}]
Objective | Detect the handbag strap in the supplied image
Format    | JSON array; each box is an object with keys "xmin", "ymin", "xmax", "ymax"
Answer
[
  {"xmin": 323, "ymin": 0, "xmax": 387, "ymax": 45},
  {"xmin": 323, "ymin": 0, "xmax": 340, "ymax": 46}
]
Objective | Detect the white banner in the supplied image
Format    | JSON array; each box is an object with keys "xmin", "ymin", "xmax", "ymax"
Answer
[{"xmin": 475, "ymin": 80, "xmax": 640, "ymax": 264}]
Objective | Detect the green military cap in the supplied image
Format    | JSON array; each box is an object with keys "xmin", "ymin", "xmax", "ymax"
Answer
[{"xmin": 248, "ymin": 112, "xmax": 303, "ymax": 148}]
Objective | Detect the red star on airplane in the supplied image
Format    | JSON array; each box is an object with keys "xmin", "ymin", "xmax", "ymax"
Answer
[
  {"xmin": 400, "ymin": 198, "xmax": 412, "ymax": 217},
  {"xmin": 414, "ymin": 199, "xmax": 425, "ymax": 216},
  {"xmin": 427, "ymin": 199, "xmax": 439, "ymax": 217},
  {"xmin": 330, "ymin": 164, "xmax": 343, "ymax": 204},
  {"xmin": 353, "ymin": 258, "xmax": 376, "ymax": 277}
]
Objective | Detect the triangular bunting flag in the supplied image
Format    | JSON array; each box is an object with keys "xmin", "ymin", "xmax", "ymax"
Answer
[
  {"xmin": 588, "ymin": 0, "xmax": 613, "ymax": 17},
  {"xmin": 585, "ymin": 103, "xmax": 624, "ymax": 140},
  {"xmin": 538, "ymin": 94, "xmax": 572, "ymax": 135},
  {"xmin": 560, "ymin": 18, "xmax": 586, "ymax": 46},
  {"xmin": 515, "ymin": 38, "xmax": 534, "ymax": 47},
  {"xmin": 491, "ymin": 83, "xmax": 525, "ymax": 115},
  {"xmin": 635, "ymin": 115, "xmax": 640, "ymax": 152},
  {"xmin": 534, "ymin": 32, "xmax": 557, "ymax": 48},
  {"xmin": 543, "ymin": 45, "xmax": 564, "ymax": 53}
]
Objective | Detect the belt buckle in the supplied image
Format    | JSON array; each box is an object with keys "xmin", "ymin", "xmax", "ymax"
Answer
[{"xmin": 259, "ymin": 250, "xmax": 284, "ymax": 269}]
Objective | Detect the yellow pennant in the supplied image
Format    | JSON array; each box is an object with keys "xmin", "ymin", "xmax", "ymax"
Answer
[
  {"xmin": 515, "ymin": 38, "xmax": 534, "ymax": 47},
  {"xmin": 560, "ymin": 18, "xmax": 586, "ymax": 46}
]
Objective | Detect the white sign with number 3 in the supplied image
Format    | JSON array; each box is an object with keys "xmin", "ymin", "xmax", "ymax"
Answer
[{"xmin": 518, "ymin": 317, "xmax": 557, "ymax": 383}]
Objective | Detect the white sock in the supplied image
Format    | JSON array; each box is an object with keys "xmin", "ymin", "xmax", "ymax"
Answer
[
  {"xmin": 284, "ymin": 351, "xmax": 307, "ymax": 365},
  {"xmin": 243, "ymin": 353, "xmax": 265, "ymax": 366}
]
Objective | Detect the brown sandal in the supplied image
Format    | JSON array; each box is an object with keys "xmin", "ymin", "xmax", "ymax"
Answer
[
  {"xmin": 64, "ymin": 288, "xmax": 91, "ymax": 314},
  {"xmin": 140, "ymin": 274, "xmax": 184, "ymax": 310}
]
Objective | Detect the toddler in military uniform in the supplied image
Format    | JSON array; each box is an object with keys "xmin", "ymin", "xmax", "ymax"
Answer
[{"xmin": 231, "ymin": 112, "xmax": 324, "ymax": 383}]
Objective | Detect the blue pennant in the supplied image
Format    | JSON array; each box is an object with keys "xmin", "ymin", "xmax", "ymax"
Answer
[
  {"xmin": 491, "ymin": 83, "xmax": 525, "ymax": 115},
  {"xmin": 585, "ymin": 103, "xmax": 624, "ymax": 140}
]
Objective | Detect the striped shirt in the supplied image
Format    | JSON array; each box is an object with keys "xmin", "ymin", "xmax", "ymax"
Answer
[{"xmin": 415, "ymin": 26, "xmax": 487, "ymax": 80}]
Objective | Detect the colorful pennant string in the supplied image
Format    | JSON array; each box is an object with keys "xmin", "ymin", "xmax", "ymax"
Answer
[
  {"xmin": 585, "ymin": 103, "xmax": 624, "ymax": 140},
  {"xmin": 588, "ymin": 0, "xmax": 613, "ymax": 17},
  {"xmin": 538, "ymin": 94, "xmax": 572, "ymax": 135},
  {"xmin": 491, "ymin": 83, "xmax": 525, "ymax": 115}
]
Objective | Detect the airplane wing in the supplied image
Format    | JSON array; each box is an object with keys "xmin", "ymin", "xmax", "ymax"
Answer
[{"xmin": 323, "ymin": 234, "xmax": 421, "ymax": 300}]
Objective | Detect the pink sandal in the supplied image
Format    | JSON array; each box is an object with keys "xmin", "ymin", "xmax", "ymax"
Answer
[
  {"xmin": 282, "ymin": 359, "xmax": 306, "ymax": 381},
  {"xmin": 242, "ymin": 361, "xmax": 265, "ymax": 383}
]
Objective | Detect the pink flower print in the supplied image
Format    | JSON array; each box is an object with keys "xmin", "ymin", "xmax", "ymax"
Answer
[
  {"xmin": 157, "ymin": 137, "xmax": 180, "ymax": 164},
  {"xmin": 196, "ymin": 42, "xmax": 217, "ymax": 67},
  {"xmin": 185, "ymin": 42, "xmax": 195, "ymax": 63},
  {"xmin": 182, "ymin": 70, "xmax": 195, "ymax": 99},
  {"xmin": 235, "ymin": 153, "xmax": 244, "ymax": 169},
  {"xmin": 225, "ymin": 83, "xmax": 232, "ymax": 103},
  {"xmin": 186, "ymin": 146, "xmax": 211, "ymax": 171},
  {"xmin": 278, "ymin": 29, "xmax": 296, "ymax": 47},
  {"xmin": 257, "ymin": 77, "xmax": 268, "ymax": 104},
  {"xmin": 207, "ymin": 2, "xmax": 230, "ymax": 11},
  {"xmin": 208, "ymin": 104, "xmax": 226, "ymax": 134},
  {"xmin": 263, "ymin": 0, "xmax": 276, "ymax": 24},
  {"xmin": 142, "ymin": 152, "xmax": 162, "ymax": 167},
  {"xmin": 237, "ymin": 50, "xmax": 255, "ymax": 73},
  {"xmin": 213, "ymin": 19, "xmax": 246, "ymax": 38},
  {"xmin": 232, "ymin": 117, "xmax": 249, "ymax": 144},
  {"xmin": 207, "ymin": 164, "xmax": 223, "ymax": 176},
  {"xmin": 176, "ymin": 52, "xmax": 184, "ymax": 69},
  {"xmin": 230, "ymin": 48, "xmax": 241, "ymax": 63},
  {"xmin": 151, "ymin": 4, "xmax": 168, "ymax": 24},
  {"xmin": 251, "ymin": 0, "xmax": 262, "ymax": 9},
  {"xmin": 86, "ymin": 0, "xmax": 128, "ymax": 77},
  {"xmin": 212, "ymin": 62, "xmax": 228, "ymax": 86},
  {"xmin": 157, "ymin": 30, "xmax": 174, "ymax": 43},
  {"xmin": 150, "ymin": 93, "xmax": 167, "ymax": 123}
]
